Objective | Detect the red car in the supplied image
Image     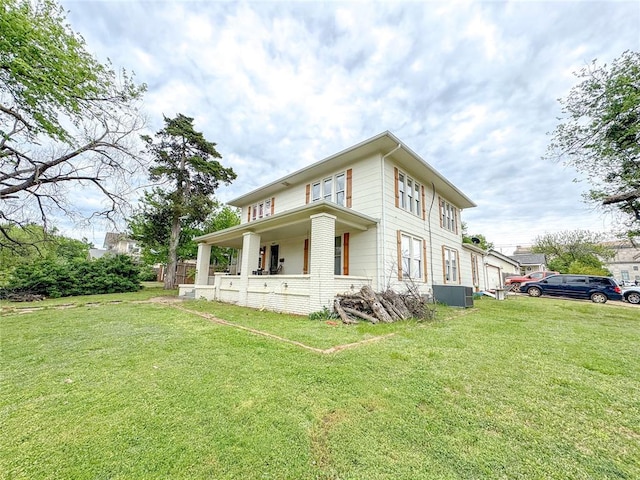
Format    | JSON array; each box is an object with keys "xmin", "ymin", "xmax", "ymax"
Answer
[{"xmin": 505, "ymin": 271, "xmax": 559, "ymax": 291}]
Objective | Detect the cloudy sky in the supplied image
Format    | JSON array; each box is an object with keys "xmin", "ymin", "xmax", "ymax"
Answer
[{"xmin": 61, "ymin": 0, "xmax": 639, "ymax": 253}]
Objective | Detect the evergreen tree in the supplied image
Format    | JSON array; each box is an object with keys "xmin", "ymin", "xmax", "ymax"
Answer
[{"xmin": 141, "ymin": 114, "xmax": 236, "ymax": 288}]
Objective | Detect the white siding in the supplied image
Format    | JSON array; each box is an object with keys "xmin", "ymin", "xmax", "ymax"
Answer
[
  {"xmin": 348, "ymin": 154, "xmax": 383, "ymax": 218},
  {"xmin": 342, "ymin": 228, "xmax": 378, "ymax": 280},
  {"xmin": 232, "ymin": 142, "xmax": 474, "ymax": 299},
  {"xmin": 379, "ymin": 159, "xmax": 468, "ymax": 293}
]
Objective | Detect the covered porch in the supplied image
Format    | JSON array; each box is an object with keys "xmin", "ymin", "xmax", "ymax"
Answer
[{"xmin": 179, "ymin": 202, "xmax": 378, "ymax": 315}]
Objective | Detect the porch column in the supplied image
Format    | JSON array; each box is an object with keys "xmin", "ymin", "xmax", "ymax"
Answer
[
  {"xmin": 239, "ymin": 232, "xmax": 261, "ymax": 306},
  {"xmin": 309, "ymin": 213, "xmax": 336, "ymax": 312},
  {"xmin": 195, "ymin": 243, "xmax": 212, "ymax": 285}
]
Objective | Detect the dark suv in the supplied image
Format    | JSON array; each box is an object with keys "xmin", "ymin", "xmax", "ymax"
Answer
[{"xmin": 520, "ymin": 274, "xmax": 622, "ymax": 303}]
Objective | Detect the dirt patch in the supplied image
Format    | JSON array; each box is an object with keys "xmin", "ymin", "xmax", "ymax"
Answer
[
  {"xmin": 163, "ymin": 302, "xmax": 395, "ymax": 355},
  {"xmin": 2, "ymin": 299, "xmax": 130, "ymax": 316},
  {"xmin": 137, "ymin": 296, "xmax": 186, "ymax": 304},
  {"xmin": 309, "ymin": 409, "xmax": 348, "ymax": 474}
]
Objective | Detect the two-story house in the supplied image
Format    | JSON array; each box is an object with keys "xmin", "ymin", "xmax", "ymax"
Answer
[
  {"xmin": 89, "ymin": 233, "xmax": 142, "ymax": 261},
  {"xmin": 180, "ymin": 132, "xmax": 477, "ymax": 314},
  {"xmin": 601, "ymin": 240, "xmax": 640, "ymax": 284}
]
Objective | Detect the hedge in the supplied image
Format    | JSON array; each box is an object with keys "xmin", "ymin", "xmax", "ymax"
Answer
[{"xmin": 1, "ymin": 254, "xmax": 142, "ymax": 299}]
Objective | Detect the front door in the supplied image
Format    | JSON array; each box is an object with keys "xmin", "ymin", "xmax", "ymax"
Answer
[{"xmin": 269, "ymin": 245, "xmax": 279, "ymax": 274}]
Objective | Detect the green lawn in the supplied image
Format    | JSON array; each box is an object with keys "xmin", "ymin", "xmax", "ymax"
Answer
[{"xmin": 1, "ymin": 292, "xmax": 638, "ymax": 479}]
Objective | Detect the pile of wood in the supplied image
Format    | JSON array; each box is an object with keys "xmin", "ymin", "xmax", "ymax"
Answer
[
  {"xmin": 1, "ymin": 292, "xmax": 45, "ymax": 302},
  {"xmin": 334, "ymin": 285, "xmax": 435, "ymax": 324}
]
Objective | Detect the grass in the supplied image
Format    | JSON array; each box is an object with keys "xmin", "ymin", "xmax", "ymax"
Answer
[{"xmin": 1, "ymin": 292, "xmax": 639, "ymax": 479}]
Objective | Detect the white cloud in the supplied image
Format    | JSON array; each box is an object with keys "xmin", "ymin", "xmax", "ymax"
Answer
[{"xmin": 58, "ymin": 0, "xmax": 639, "ymax": 248}]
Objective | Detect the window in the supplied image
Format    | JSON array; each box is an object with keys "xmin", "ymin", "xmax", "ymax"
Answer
[
  {"xmin": 590, "ymin": 277, "xmax": 614, "ymax": 286},
  {"xmin": 621, "ymin": 270, "xmax": 630, "ymax": 281},
  {"xmin": 329, "ymin": 233, "xmax": 349, "ymax": 275},
  {"xmin": 249, "ymin": 197, "xmax": 275, "ymax": 222},
  {"xmin": 546, "ymin": 276, "xmax": 564, "ymax": 284},
  {"xmin": 334, "ymin": 236, "xmax": 342, "ymax": 275},
  {"xmin": 308, "ymin": 171, "xmax": 350, "ymax": 206},
  {"xmin": 335, "ymin": 173, "xmax": 345, "ymax": 206},
  {"xmin": 567, "ymin": 276, "xmax": 587, "ymax": 284},
  {"xmin": 471, "ymin": 254, "xmax": 480, "ymax": 286},
  {"xmin": 398, "ymin": 232, "xmax": 424, "ymax": 280},
  {"xmin": 395, "ymin": 168, "xmax": 422, "ymax": 217},
  {"xmin": 443, "ymin": 247, "xmax": 459, "ymax": 283},
  {"xmin": 323, "ymin": 178, "xmax": 332, "ymax": 201},
  {"xmin": 439, "ymin": 198, "xmax": 458, "ymax": 233}
]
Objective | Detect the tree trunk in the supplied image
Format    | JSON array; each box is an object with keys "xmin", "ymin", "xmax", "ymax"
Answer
[
  {"xmin": 343, "ymin": 307, "xmax": 379, "ymax": 324},
  {"xmin": 361, "ymin": 285, "xmax": 393, "ymax": 323},
  {"xmin": 382, "ymin": 290, "xmax": 411, "ymax": 319},
  {"xmin": 379, "ymin": 297, "xmax": 402, "ymax": 321},
  {"xmin": 164, "ymin": 215, "xmax": 181, "ymax": 289}
]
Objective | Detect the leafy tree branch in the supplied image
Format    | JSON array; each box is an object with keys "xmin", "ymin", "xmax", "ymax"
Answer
[
  {"xmin": 546, "ymin": 51, "xmax": 640, "ymax": 238},
  {"xmin": 0, "ymin": 0, "xmax": 146, "ymax": 247}
]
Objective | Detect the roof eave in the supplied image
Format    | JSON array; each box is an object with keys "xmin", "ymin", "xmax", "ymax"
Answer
[{"xmin": 228, "ymin": 131, "xmax": 476, "ymax": 209}]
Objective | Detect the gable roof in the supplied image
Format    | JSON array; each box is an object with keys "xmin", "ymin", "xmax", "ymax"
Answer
[
  {"xmin": 510, "ymin": 253, "xmax": 546, "ymax": 265},
  {"xmin": 488, "ymin": 249, "xmax": 520, "ymax": 268},
  {"xmin": 462, "ymin": 242, "xmax": 487, "ymax": 255},
  {"xmin": 103, "ymin": 232, "xmax": 130, "ymax": 249},
  {"xmin": 228, "ymin": 131, "xmax": 476, "ymax": 209}
]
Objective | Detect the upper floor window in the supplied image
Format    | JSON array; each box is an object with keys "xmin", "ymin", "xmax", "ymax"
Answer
[
  {"xmin": 395, "ymin": 168, "xmax": 422, "ymax": 217},
  {"xmin": 335, "ymin": 173, "xmax": 345, "ymax": 206},
  {"xmin": 307, "ymin": 170, "xmax": 351, "ymax": 207},
  {"xmin": 248, "ymin": 197, "xmax": 275, "ymax": 222},
  {"xmin": 439, "ymin": 198, "xmax": 458, "ymax": 233},
  {"xmin": 323, "ymin": 178, "xmax": 332, "ymax": 201}
]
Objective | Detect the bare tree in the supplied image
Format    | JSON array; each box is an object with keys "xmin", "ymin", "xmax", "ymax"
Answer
[{"xmin": 0, "ymin": 0, "xmax": 146, "ymax": 248}]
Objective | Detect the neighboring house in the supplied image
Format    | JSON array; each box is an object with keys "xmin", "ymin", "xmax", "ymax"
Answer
[
  {"xmin": 102, "ymin": 233, "xmax": 142, "ymax": 261},
  {"xmin": 181, "ymin": 132, "xmax": 478, "ymax": 314},
  {"xmin": 509, "ymin": 250, "xmax": 547, "ymax": 274},
  {"xmin": 88, "ymin": 248, "xmax": 109, "ymax": 259},
  {"xmin": 462, "ymin": 244, "xmax": 520, "ymax": 291},
  {"xmin": 602, "ymin": 240, "xmax": 640, "ymax": 283}
]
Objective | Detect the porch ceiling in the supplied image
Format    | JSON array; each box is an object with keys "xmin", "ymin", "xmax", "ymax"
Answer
[{"xmin": 195, "ymin": 201, "xmax": 378, "ymax": 248}]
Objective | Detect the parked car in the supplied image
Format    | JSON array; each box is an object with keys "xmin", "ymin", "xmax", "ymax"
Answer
[
  {"xmin": 520, "ymin": 274, "xmax": 623, "ymax": 303},
  {"xmin": 622, "ymin": 286, "xmax": 640, "ymax": 305},
  {"xmin": 505, "ymin": 271, "xmax": 559, "ymax": 291}
]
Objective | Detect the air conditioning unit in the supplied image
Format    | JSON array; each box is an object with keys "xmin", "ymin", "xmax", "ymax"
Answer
[{"xmin": 432, "ymin": 285, "xmax": 474, "ymax": 308}]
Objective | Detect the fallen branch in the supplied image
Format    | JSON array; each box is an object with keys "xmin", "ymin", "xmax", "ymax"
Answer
[
  {"xmin": 343, "ymin": 306, "xmax": 379, "ymax": 324},
  {"xmin": 334, "ymin": 299, "xmax": 358, "ymax": 324}
]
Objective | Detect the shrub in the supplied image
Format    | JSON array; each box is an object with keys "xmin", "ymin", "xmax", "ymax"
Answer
[
  {"xmin": 1, "ymin": 255, "xmax": 141, "ymax": 300},
  {"xmin": 138, "ymin": 265, "xmax": 159, "ymax": 282},
  {"xmin": 308, "ymin": 306, "xmax": 338, "ymax": 321}
]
